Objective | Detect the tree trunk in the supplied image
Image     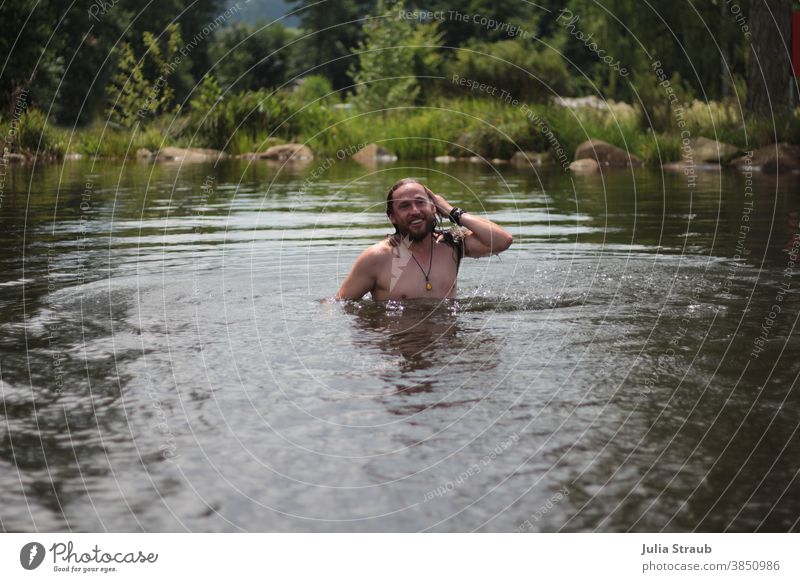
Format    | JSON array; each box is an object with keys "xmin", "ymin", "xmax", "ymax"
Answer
[
  {"xmin": 720, "ymin": 1, "xmax": 730, "ymax": 99},
  {"xmin": 747, "ymin": 0, "xmax": 793, "ymax": 117}
]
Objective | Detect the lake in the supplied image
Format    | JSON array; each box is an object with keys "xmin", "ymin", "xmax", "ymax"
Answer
[{"xmin": 0, "ymin": 157, "xmax": 798, "ymax": 532}]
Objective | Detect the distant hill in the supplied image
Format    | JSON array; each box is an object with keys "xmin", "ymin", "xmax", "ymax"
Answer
[{"xmin": 225, "ymin": 0, "xmax": 300, "ymax": 27}]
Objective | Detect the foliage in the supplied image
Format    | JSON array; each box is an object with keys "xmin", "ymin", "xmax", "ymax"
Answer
[
  {"xmin": 345, "ymin": 2, "xmax": 444, "ymax": 110},
  {"xmin": 290, "ymin": 75, "xmax": 336, "ymax": 107},
  {"xmin": 348, "ymin": 3, "xmax": 435, "ymax": 112},
  {"xmin": 106, "ymin": 24, "xmax": 183, "ymax": 128},
  {"xmin": 0, "ymin": 0, "xmax": 65, "ymax": 117},
  {"xmin": 445, "ymin": 39, "xmax": 572, "ymax": 104},
  {"xmin": 0, "ymin": 1, "xmax": 223, "ymax": 124},
  {"xmin": 13, "ymin": 109, "xmax": 68, "ymax": 157},
  {"xmin": 75, "ymin": 125, "xmax": 165, "ymax": 158},
  {"xmin": 561, "ymin": 0, "xmax": 749, "ymax": 102},
  {"xmin": 289, "ymin": 0, "xmax": 373, "ymax": 89},
  {"xmin": 408, "ymin": 0, "xmax": 540, "ymax": 47},
  {"xmin": 630, "ymin": 63, "xmax": 696, "ymax": 133},
  {"xmin": 187, "ymin": 76, "xmax": 296, "ymax": 150},
  {"xmin": 209, "ymin": 22, "xmax": 300, "ymax": 92}
]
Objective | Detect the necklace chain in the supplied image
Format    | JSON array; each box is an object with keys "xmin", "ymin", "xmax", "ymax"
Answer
[{"xmin": 409, "ymin": 233, "xmax": 434, "ymax": 291}]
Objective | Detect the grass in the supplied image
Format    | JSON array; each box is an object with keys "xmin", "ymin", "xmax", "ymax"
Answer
[
  {"xmin": 9, "ymin": 95, "xmax": 798, "ymax": 163},
  {"xmin": 2, "ymin": 109, "xmax": 69, "ymax": 158}
]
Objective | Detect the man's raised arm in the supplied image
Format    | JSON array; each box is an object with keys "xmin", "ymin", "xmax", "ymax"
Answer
[{"xmin": 429, "ymin": 193, "xmax": 513, "ymax": 258}]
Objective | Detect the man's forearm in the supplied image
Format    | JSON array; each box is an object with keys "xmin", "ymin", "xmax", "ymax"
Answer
[{"xmin": 458, "ymin": 212, "xmax": 513, "ymax": 252}]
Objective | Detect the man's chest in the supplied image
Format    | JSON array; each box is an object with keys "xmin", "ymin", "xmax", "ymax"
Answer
[{"xmin": 374, "ymin": 242, "xmax": 459, "ymax": 299}]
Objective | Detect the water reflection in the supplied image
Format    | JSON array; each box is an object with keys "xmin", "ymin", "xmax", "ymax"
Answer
[{"xmin": 346, "ymin": 300, "xmax": 499, "ymax": 400}]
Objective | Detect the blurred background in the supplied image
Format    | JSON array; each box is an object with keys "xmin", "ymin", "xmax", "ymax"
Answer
[{"xmin": 0, "ymin": 0, "xmax": 797, "ymax": 161}]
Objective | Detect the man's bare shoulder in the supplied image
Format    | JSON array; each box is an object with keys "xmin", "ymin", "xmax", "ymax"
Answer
[
  {"xmin": 352, "ymin": 238, "xmax": 394, "ymax": 268},
  {"xmin": 364, "ymin": 238, "xmax": 396, "ymax": 259}
]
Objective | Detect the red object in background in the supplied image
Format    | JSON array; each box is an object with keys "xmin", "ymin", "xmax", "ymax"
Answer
[{"xmin": 794, "ymin": 12, "xmax": 800, "ymax": 76}]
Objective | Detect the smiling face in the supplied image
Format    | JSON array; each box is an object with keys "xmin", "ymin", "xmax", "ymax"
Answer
[{"xmin": 387, "ymin": 182, "xmax": 437, "ymax": 241}]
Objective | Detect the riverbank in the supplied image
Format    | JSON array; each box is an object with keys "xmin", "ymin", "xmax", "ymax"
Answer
[{"xmin": 2, "ymin": 95, "xmax": 799, "ymax": 173}]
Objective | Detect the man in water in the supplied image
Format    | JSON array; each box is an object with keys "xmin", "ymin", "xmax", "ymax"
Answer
[{"xmin": 336, "ymin": 178, "xmax": 513, "ymax": 300}]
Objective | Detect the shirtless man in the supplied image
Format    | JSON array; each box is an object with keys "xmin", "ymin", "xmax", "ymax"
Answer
[{"xmin": 336, "ymin": 178, "xmax": 513, "ymax": 300}]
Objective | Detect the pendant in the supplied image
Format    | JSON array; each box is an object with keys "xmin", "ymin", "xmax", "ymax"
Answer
[{"xmin": 426, "ymin": 282, "xmax": 432, "ymax": 291}]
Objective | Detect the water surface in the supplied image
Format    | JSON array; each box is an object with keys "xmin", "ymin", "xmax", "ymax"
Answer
[{"xmin": 1, "ymin": 158, "xmax": 798, "ymax": 531}]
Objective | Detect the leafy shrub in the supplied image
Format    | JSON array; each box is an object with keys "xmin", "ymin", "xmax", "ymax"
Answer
[
  {"xmin": 290, "ymin": 75, "xmax": 335, "ymax": 107},
  {"xmin": 15, "ymin": 109, "xmax": 67, "ymax": 157},
  {"xmin": 629, "ymin": 63, "xmax": 695, "ymax": 133},
  {"xmin": 209, "ymin": 22, "xmax": 298, "ymax": 92},
  {"xmin": 187, "ymin": 74, "xmax": 296, "ymax": 151},
  {"xmin": 106, "ymin": 24, "xmax": 182, "ymax": 128},
  {"xmin": 349, "ymin": 4, "xmax": 443, "ymax": 112},
  {"xmin": 445, "ymin": 39, "xmax": 571, "ymax": 104}
]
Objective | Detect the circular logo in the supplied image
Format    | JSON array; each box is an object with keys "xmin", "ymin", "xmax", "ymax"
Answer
[{"xmin": 20, "ymin": 542, "xmax": 46, "ymax": 570}]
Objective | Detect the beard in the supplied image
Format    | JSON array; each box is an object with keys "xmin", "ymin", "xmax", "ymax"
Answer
[{"xmin": 397, "ymin": 214, "xmax": 436, "ymax": 242}]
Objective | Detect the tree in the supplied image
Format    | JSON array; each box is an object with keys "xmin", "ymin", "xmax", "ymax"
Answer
[
  {"xmin": 0, "ymin": 0, "xmax": 62, "ymax": 115},
  {"xmin": 0, "ymin": 0, "xmax": 224, "ymax": 124},
  {"xmin": 106, "ymin": 24, "xmax": 183, "ymax": 128},
  {"xmin": 408, "ymin": 0, "xmax": 538, "ymax": 47},
  {"xmin": 289, "ymin": 0, "xmax": 374, "ymax": 90},
  {"xmin": 348, "ymin": 2, "xmax": 442, "ymax": 111},
  {"xmin": 746, "ymin": 0, "xmax": 793, "ymax": 117},
  {"xmin": 208, "ymin": 22, "xmax": 299, "ymax": 91},
  {"xmin": 557, "ymin": 0, "xmax": 750, "ymax": 103}
]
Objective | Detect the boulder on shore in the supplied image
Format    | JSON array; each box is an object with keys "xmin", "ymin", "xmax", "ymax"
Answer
[
  {"xmin": 510, "ymin": 151, "xmax": 551, "ymax": 167},
  {"xmin": 574, "ymin": 139, "xmax": 642, "ymax": 167},
  {"xmin": 352, "ymin": 143, "xmax": 397, "ymax": 164},
  {"xmin": 3, "ymin": 152, "xmax": 27, "ymax": 163},
  {"xmin": 156, "ymin": 147, "xmax": 226, "ymax": 163},
  {"xmin": 689, "ymin": 137, "xmax": 741, "ymax": 164},
  {"xmin": 236, "ymin": 151, "xmax": 270, "ymax": 160},
  {"xmin": 569, "ymin": 158, "xmax": 600, "ymax": 173},
  {"xmin": 662, "ymin": 161, "xmax": 722, "ymax": 173},
  {"xmin": 260, "ymin": 143, "xmax": 314, "ymax": 162},
  {"xmin": 730, "ymin": 143, "xmax": 800, "ymax": 174},
  {"xmin": 434, "ymin": 155, "xmax": 457, "ymax": 164}
]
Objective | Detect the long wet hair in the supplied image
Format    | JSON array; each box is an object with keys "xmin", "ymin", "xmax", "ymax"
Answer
[{"xmin": 385, "ymin": 178, "xmax": 465, "ymax": 267}]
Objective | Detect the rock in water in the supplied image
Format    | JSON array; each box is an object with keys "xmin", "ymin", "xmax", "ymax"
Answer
[
  {"xmin": 262, "ymin": 143, "xmax": 314, "ymax": 162},
  {"xmin": 569, "ymin": 158, "xmax": 600, "ymax": 173},
  {"xmin": 574, "ymin": 139, "xmax": 642, "ymax": 167},
  {"xmin": 352, "ymin": 143, "xmax": 397, "ymax": 164}
]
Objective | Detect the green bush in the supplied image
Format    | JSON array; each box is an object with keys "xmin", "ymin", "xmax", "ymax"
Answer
[
  {"xmin": 106, "ymin": 24, "xmax": 182, "ymax": 128},
  {"xmin": 636, "ymin": 132, "xmax": 683, "ymax": 165},
  {"xmin": 290, "ymin": 75, "xmax": 336, "ymax": 107},
  {"xmin": 445, "ymin": 39, "xmax": 571, "ymax": 104},
  {"xmin": 15, "ymin": 109, "xmax": 67, "ymax": 157},
  {"xmin": 187, "ymin": 75, "xmax": 297, "ymax": 151},
  {"xmin": 348, "ymin": 3, "xmax": 443, "ymax": 112},
  {"xmin": 74, "ymin": 123, "xmax": 173, "ymax": 158},
  {"xmin": 630, "ymin": 64, "xmax": 695, "ymax": 133}
]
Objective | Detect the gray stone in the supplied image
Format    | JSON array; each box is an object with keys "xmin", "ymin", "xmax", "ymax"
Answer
[
  {"xmin": 510, "ymin": 151, "xmax": 551, "ymax": 167},
  {"xmin": 689, "ymin": 137, "xmax": 741, "ymax": 164},
  {"xmin": 352, "ymin": 143, "xmax": 397, "ymax": 164},
  {"xmin": 730, "ymin": 142, "xmax": 800, "ymax": 174},
  {"xmin": 574, "ymin": 139, "xmax": 642, "ymax": 167},
  {"xmin": 156, "ymin": 147, "xmax": 226, "ymax": 162},
  {"xmin": 261, "ymin": 143, "xmax": 314, "ymax": 162},
  {"xmin": 569, "ymin": 158, "xmax": 600, "ymax": 173}
]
